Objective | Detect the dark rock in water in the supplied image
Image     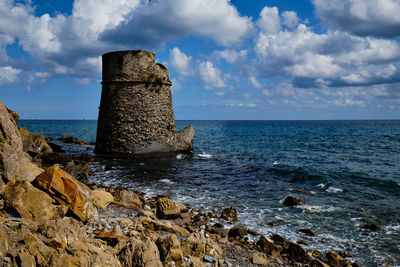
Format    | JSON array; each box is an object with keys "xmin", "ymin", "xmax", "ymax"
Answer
[
  {"xmin": 104, "ymin": 162, "xmax": 116, "ymax": 171},
  {"xmin": 283, "ymin": 196, "xmax": 305, "ymax": 206},
  {"xmin": 326, "ymin": 251, "xmax": 351, "ymax": 267},
  {"xmin": 284, "ymin": 240, "xmax": 310, "ymax": 263},
  {"xmin": 220, "ymin": 206, "xmax": 238, "ymax": 222},
  {"xmin": 362, "ymin": 223, "xmax": 382, "ymax": 232},
  {"xmin": 228, "ymin": 224, "xmax": 247, "ymax": 239},
  {"xmin": 47, "ymin": 142, "xmax": 64, "ymax": 153},
  {"xmin": 58, "ymin": 135, "xmax": 85, "ymax": 145},
  {"xmin": 256, "ymin": 236, "xmax": 274, "ymax": 254},
  {"xmin": 298, "ymin": 228, "xmax": 317, "ymax": 236}
]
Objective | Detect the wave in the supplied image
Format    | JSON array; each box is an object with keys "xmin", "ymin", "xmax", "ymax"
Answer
[{"xmin": 198, "ymin": 152, "xmax": 213, "ymax": 158}]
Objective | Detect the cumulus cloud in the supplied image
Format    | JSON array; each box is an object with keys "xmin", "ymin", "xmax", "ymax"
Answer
[
  {"xmin": 101, "ymin": 0, "xmax": 253, "ymax": 48},
  {"xmin": 312, "ymin": 0, "xmax": 400, "ymax": 38},
  {"xmin": 281, "ymin": 11, "xmax": 299, "ymax": 30},
  {"xmin": 199, "ymin": 61, "xmax": 227, "ymax": 89},
  {"xmin": 169, "ymin": 47, "xmax": 192, "ymax": 76},
  {"xmin": 0, "ymin": 66, "xmax": 21, "ymax": 85},
  {"xmin": 257, "ymin": 6, "xmax": 281, "ymax": 34}
]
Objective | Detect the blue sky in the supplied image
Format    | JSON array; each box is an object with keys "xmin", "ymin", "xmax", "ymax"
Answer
[{"xmin": 1, "ymin": 0, "xmax": 400, "ymax": 119}]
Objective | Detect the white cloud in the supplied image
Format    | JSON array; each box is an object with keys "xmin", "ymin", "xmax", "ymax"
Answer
[
  {"xmin": 199, "ymin": 61, "xmax": 226, "ymax": 89},
  {"xmin": 282, "ymin": 11, "xmax": 299, "ymax": 30},
  {"xmin": 257, "ymin": 6, "xmax": 281, "ymax": 34},
  {"xmin": 213, "ymin": 49, "xmax": 247, "ymax": 64},
  {"xmin": 0, "ymin": 66, "xmax": 21, "ymax": 85},
  {"xmin": 249, "ymin": 76, "xmax": 262, "ymax": 88},
  {"xmin": 169, "ymin": 47, "xmax": 192, "ymax": 76},
  {"xmin": 312, "ymin": 0, "xmax": 400, "ymax": 38}
]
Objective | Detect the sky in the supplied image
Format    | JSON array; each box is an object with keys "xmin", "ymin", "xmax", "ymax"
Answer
[{"xmin": 1, "ymin": 0, "xmax": 400, "ymax": 120}]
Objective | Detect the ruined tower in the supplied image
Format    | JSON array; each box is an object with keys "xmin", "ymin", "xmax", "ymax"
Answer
[{"xmin": 95, "ymin": 50, "xmax": 194, "ymax": 156}]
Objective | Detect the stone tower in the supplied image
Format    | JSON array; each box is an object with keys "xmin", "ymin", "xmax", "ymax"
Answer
[{"xmin": 95, "ymin": 50, "xmax": 194, "ymax": 157}]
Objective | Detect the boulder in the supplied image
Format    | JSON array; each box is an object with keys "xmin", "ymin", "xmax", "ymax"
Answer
[
  {"xmin": 136, "ymin": 218, "xmax": 190, "ymax": 237},
  {"xmin": 119, "ymin": 239, "xmax": 162, "ymax": 267},
  {"xmin": 33, "ymin": 165, "xmax": 93, "ymax": 221},
  {"xmin": 95, "ymin": 230, "xmax": 128, "ymax": 247},
  {"xmin": 362, "ymin": 223, "xmax": 382, "ymax": 232},
  {"xmin": 64, "ymin": 160, "xmax": 91, "ymax": 181},
  {"xmin": 252, "ymin": 252, "xmax": 268, "ymax": 265},
  {"xmin": 0, "ymin": 100, "xmax": 43, "ymax": 182},
  {"xmin": 228, "ymin": 224, "xmax": 247, "ymax": 239},
  {"xmin": 170, "ymin": 125, "xmax": 195, "ymax": 152},
  {"xmin": 92, "ymin": 189, "xmax": 114, "ymax": 210},
  {"xmin": 181, "ymin": 232, "xmax": 206, "ymax": 257},
  {"xmin": 298, "ymin": 228, "xmax": 317, "ymax": 236},
  {"xmin": 156, "ymin": 197, "xmax": 181, "ymax": 219},
  {"xmin": 256, "ymin": 236, "xmax": 274, "ymax": 255},
  {"xmin": 0, "ymin": 225, "xmax": 10, "ymax": 258},
  {"xmin": 156, "ymin": 234, "xmax": 184, "ymax": 265},
  {"xmin": 220, "ymin": 206, "xmax": 238, "ymax": 222},
  {"xmin": 283, "ymin": 196, "xmax": 305, "ymax": 206},
  {"xmin": 4, "ymin": 180, "xmax": 57, "ymax": 224},
  {"xmin": 326, "ymin": 251, "xmax": 351, "ymax": 267},
  {"xmin": 19, "ymin": 127, "xmax": 52, "ymax": 154},
  {"xmin": 113, "ymin": 189, "xmax": 143, "ymax": 210}
]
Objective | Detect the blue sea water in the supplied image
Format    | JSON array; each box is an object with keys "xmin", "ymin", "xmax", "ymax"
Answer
[{"xmin": 18, "ymin": 120, "xmax": 400, "ymax": 266}]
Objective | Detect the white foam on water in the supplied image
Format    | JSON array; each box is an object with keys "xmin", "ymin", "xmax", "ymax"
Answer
[
  {"xmin": 299, "ymin": 205, "xmax": 340, "ymax": 213},
  {"xmin": 160, "ymin": 179, "xmax": 174, "ymax": 184},
  {"xmin": 317, "ymin": 183, "xmax": 326, "ymax": 189},
  {"xmin": 176, "ymin": 154, "xmax": 183, "ymax": 159},
  {"xmin": 273, "ymin": 160, "xmax": 280, "ymax": 166},
  {"xmin": 326, "ymin": 186, "xmax": 343, "ymax": 193},
  {"xmin": 198, "ymin": 152, "xmax": 213, "ymax": 158}
]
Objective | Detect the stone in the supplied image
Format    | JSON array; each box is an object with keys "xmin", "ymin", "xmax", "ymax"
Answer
[
  {"xmin": 252, "ymin": 252, "xmax": 268, "ymax": 265},
  {"xmin": 228, "ymin": 224, "xmax": 247, "ymax": 239},
  {"xmin": 156, "ymin": 234, "xmax": 184, "ymax": 265},
  {"xmin": 283, "ymin": 196, "xmax": 305, "ymax": 206},
  {"xmin": 95, "ymin": 50, "xmax": 195, "ymax": 156},
  {"xmin": 284, "ymin": 240, "xmax": 310, "ymax": 262},
  {"xmin": 17, "ymin": 248, "xmax": 36, "ymax": 267},
  {"xmin": 0, "ymin": 99, "xmax": 43, "ymax": 182},
  {"xmin": 19, "ymin": 127, "xmax": 52, "ymax": 154},
  {"xmin": 64, "ymin": 160, "xmax": 91, "ymax": 181},
  {"xmin": 220, "ymin": 206, "xmax": 238, "ymax": 223},
  {"xmin": 0, "ymin": 225, "xmax": 10, "ymax": 258},
  {"xmin": 113, "ymin": 189, "xmax": 143, "ymax": 210},
  {"xmin": 58, "ymin": 135, "xmax": 85, "ymax": 145},
  {"xmin": 92, "ymin": 189, "xmax": 114, "ymax": 210},
  {"xmin": 326, "ymin": 251, "xmax": 351, "ymax": 267},
  {"xmin": 47, "ymin": 142, "xmax": 64, "ymax": 153},
  {"xmin": 362, "ymin": 223, "xmax": 382, "ymax": 232},
  {"xmin": 256, "ymin": 236, "xmax": 274, "ymax": 255},
  {"xmin": 95, "ymin": 230, "xmax": 128, "ymax": 247},
  {"xmin": 33, "ymin": 165, "xmax": 93, "ymax": 221},
  {"xmin": 156, "ymin": 197, "xmax": 181, "ymax": 219},
  {"xmin": 137, "ymin": 218, "xmax": 190, "ymax": 237},
  {"xmin": 181, "ymin": 232, "xmax": 206, "ymax": 258},
  {"xmin": 298, "ymin": 228, "xmax": 317, "ymax": 236},
  {"xmin": 311, "ymin": 259, "xmax": 330, "ymax": 267},
  {"xmin": 119, "ymin": 239, "xmax": 162, "ymax": 267},
  {"xmin": 4, "ymin": 180, "xmax": 57, "ymax": 224}
]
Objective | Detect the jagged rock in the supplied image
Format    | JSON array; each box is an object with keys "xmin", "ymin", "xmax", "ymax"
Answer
[
  {"xmin": 0, "ymin": 225, "xmax": 10, "ymax": 258},
  {"xmin": 298, "ymin": 228, "xmax": 317, "ymax": 236},
  {"xmin": 33, "ymin": 165, "xmax": 93, "ymax": 221},
  {"xmin": 4, "ymin": 180, "xmax": 57, "ymax": 224},
  {"xmin": 113, "ymin": 189, "xmax": 143, "ymax": 210},
  {"xmin": 156, "ymin": 234, "xmax": 184, "ymax": 265},
  {"xmin": 136, "ymin": 218, "xmax": 190, "ymax": 237},
  {"xmin": 170, "ymin": 125, "xmax": 195, "ymax": 152},
  {"xmin": 7, "ymin": 108, "xmax": 19, "ymax": 123},
  {"xmin": 95, "ymin": 230, "xmax": 128, "ymax": 247},
  {"xmin": 17, "ymin": 247, "xmax": 35, "ymax": 267},
  {"xmin": 19, "ymin": 127, "xmax": 52, "ymax": 154},
  {"xmin": 285, "ymin": 240, "xmax": 310, "ymax": 262},
  {"xmin": 326, "ymin": 251, "xmax": 352, "ymax": 267},
  {"xmin": 362, "ymin": 223, "xmax": 382, "ymax": 232},
  {"xmin": 283, "ymin": 196, "xmax": 305, "ymax": 206},
  {"xmin": 47, "ymin": 142, "xmax": 64, "ymax": 153},
  {"xmin": 228, "ymin": 224, "xmax": 247, "ymax": 239},
  {"xmin": 58, "ymin": 135, "xmax": 85, "ymax": 145},
  {"xmin": 64, "ymin": 160, "xmax": 91, "ymax": 181},
  {"xmin": 311, "ymin": 259, "xmax": 330, "ymax": 267},
  {"xmin": 0, "ymin": 99, "xmax": 43, "ymax": 182},
  {"xmin": 252, "ymin": 252, "xmax": 268, "ymax": 265},
  {"xmin": 119, "ymin": 239, "xmax": 162, "ymax": 267},
  {"xmin": 256, "ymin": 236, "xmax": 274, "ymax": 255},
  {"xmin": 92, "ymin": 189, "xmax": 114, "ymax": 210},
  {"xmin": 220, "ymin": 206, "xmax": 238, "ymax": 223},
  {"xmin": 181, "ymin": 232, "xmax": 206, "ymax": 257},
  {"xmin": 156, "ymin": 197, "xmax": 181, "ymax": 219}
]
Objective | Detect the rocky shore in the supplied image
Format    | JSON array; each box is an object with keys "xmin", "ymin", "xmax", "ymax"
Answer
[{"xmin": 0, "ymin": 99, "xmax": 361, "ymax": 267}]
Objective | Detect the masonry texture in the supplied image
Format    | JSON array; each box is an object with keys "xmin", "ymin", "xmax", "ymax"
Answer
[{"xmin": 95, "ymin": 50, "xmax": 194, "ymax": 156}]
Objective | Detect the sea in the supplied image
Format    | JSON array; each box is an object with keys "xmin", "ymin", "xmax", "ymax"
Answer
[{"xmin": 18, "ymin": 119, "xmax": 400, "ymax": 266}]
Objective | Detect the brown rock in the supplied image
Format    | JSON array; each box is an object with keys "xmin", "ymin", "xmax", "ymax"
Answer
[
  {"xmin": 113, "ymin": 189, "xmax": 143, "ymax": 210},
  {"xmin": 170, "ymin": 125, "xmax": 195, "ymax": 152},
  {"xmin": 326, "ymin": 251, "xmax": 352, "ymax": 267},
  {"xmin": 4, "ymin": 180, "xmax": 57, "ymax": 224},
  {"xmin": 19, "ymin": 127, "xmax": 52, "ymax": 154},
  {"xmin": 95, "ymin": 230, "xmax": 128, "ymax": 247},
  {"xmin": 92, "ymin": 189, "xmax": 114, "ymax": 210},
  {"xmin": 256, "ymin": 236, "xmax": 274, "ymax": 255},
  {"xmin": 156, "ymin": 197, "xmax": 181, "ymax": 219},
  {"xmin": 220, "ymin": 206, "xmax": 238, "ymax": 222},
  {"xmin": 362, "ymin": 223, "xmax": 382, "ymax": 232},
  {"xmin": 156, "ymin": 234, "xmax": 184, "ymax": 265},
  {"xmin": 283, "ymin": 196, "xmax": 305, "ymax": 206},
  {"xmin": 119, "ymin": 239, "xmax": 162, "ymax": 267},
  {"xmin": 17, "ymin": 247, "xmax": 36, "ymax": 267},
  {"xmin": 137, "ymin": 218, "xmax": 190, "ymax": 237},
  {"xmin": 252, "ymin": 252, "xmax": 268, "ymax": 265},
  {"xmin": 228, "ymin": 224, "xmax": 247, "ymax": 239},
  {"xmin": 298, "ymin": 228, "xmax": 317, "ymax": 236},
  {"xmin": 64, "ymin": 160, "xmax": 91, "ymax": 181},
  {"xmin": 311, "ymin": 259, "xmax": 330, "ymax": 267},
  {"xmin": 33, "ymin": 165, "xmax": 93, "ymax": 221},
  {"xmin": 182, "ymin": 232, "xmax": 206, "ymax": 257},
  {"xmin": 0, "ymin": 225, "xmax": 10, "ymax": 257}
]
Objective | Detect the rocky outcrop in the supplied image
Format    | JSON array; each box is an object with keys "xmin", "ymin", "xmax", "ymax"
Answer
[
  {"xmin": 19, "ymin": 127, "xmax": 52, "ymax": 154},
  {"xmin": 0, "ymin": 99, "xmax": 43, "ymax": 182},
  {"xmin": 33, "ymin": 165, "xmax": 93, "ymax": 221}
]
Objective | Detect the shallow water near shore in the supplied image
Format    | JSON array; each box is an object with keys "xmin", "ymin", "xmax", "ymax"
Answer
[{"xmin": 19, "ymin": 119, "xmax": 400, "ymax": 266}]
